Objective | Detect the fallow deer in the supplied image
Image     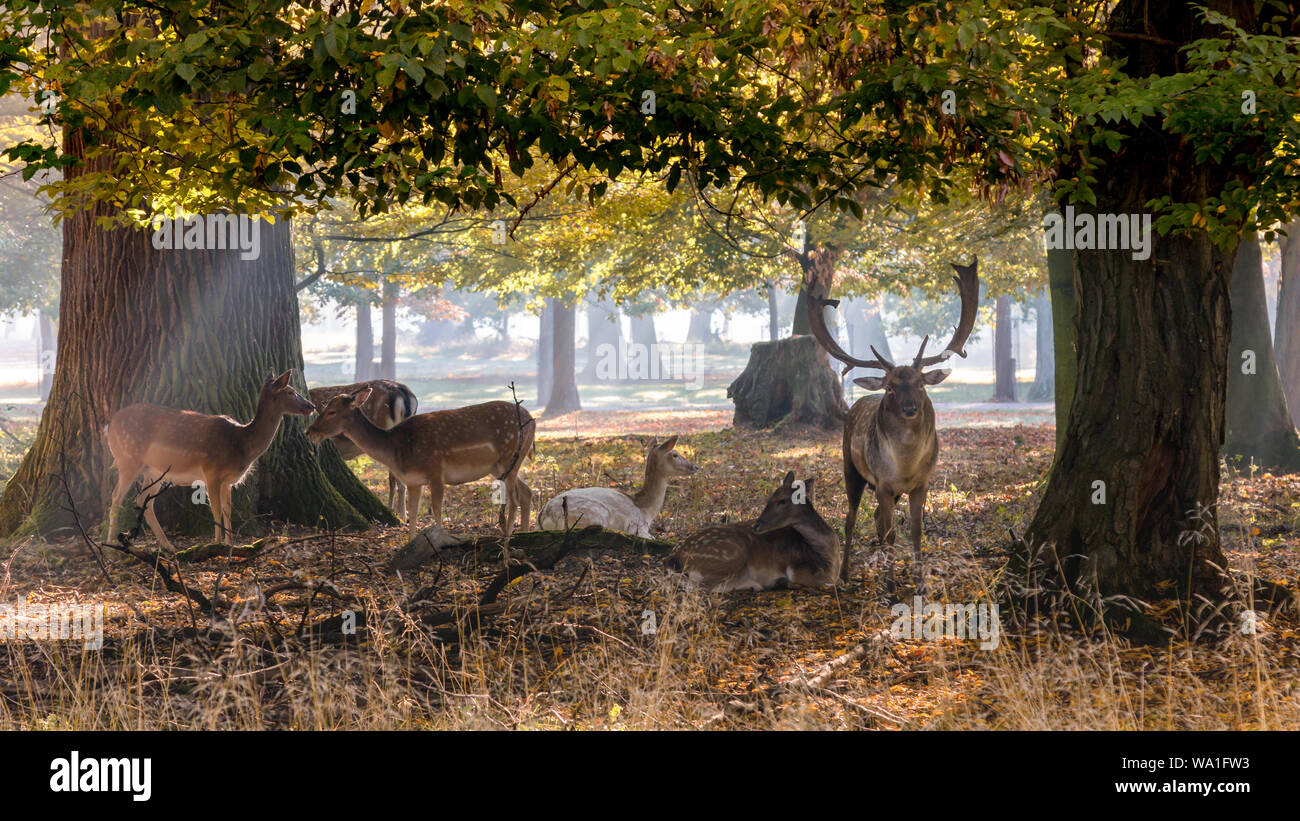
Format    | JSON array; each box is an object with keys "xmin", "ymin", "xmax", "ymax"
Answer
[
  {"xmin": 309, "ymin": 379, "xmax": 418, "ymax": 511},
  {"xmin": 806, "ymin": 259, "xmax": 979, "ymax": 584},
  {"xmin": 306, "ymin": 391, "xmax": 535, "ymax": 538},
  {"xmin": 667, "ymin": 471, "xmax": 841, "ymax": 591},
  {"xmin": 537, "ymin": 435, "xmax": 698, "ymax": 537},
  {"xmin": 104, "ymin": 370, "xmax": 317, "ymax": 549}
]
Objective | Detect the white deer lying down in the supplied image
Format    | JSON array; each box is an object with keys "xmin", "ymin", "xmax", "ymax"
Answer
[{"xmin": 538, "ymin": 436, "xmax": 697, "ymax": 537}]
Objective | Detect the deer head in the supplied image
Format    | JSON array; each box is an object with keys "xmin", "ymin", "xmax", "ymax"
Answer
[
  {"xmin": 306, "ymin": 387, "xmax": 373, "ymax": 443},
  {"xmin": 805, "ymin": 258, "xmax": 980, "ymax": 418},
  {"xmin": 647, "ymin": 435, "xmax": 698, "ymax": 477},
  {"xmin": 262, "ymin": 369, "xmax": 316, "ymax": 417},
  {"xmin": 753, "ymin": 471, "xmax": 816, "ymax": 534}
]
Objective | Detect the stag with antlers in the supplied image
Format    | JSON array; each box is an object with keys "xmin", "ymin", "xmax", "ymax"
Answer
[{"xmin": 806, "ymin": 259, "xmax": 979, "ymax": 585}]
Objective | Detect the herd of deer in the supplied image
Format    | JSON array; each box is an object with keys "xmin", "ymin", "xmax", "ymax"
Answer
[{"xmin": 103, "ymin": 261, "xmax": 978, "ymax": 593}]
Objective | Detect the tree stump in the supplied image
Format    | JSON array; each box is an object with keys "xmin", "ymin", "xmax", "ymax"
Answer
[{"xmin": 727, "ymin": 335, "xmax": 846, "ymax": 431}]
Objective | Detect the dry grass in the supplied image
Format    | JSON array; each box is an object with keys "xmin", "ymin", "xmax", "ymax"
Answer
[{"xmin": 2, "ymin": 422, "xmax": 1298, "ymax": 730}]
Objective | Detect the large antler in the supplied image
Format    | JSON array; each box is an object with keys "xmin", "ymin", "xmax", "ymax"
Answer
[
  {"xmin": 805, "ymin": 289, "xmax": 892, "ymax": 375},
  {"xmin": 916, "ymin": 257, "xmax": 980, "ymax": 368}
]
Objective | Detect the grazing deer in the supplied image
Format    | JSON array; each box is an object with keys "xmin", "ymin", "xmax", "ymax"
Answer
[
  {"xmin": 806, "ymin": 258, "xmax": 979, "ymax": 584},
  {"xmin": 104, "ymin": 370, "xmax": 317, "ymax": 549},
  {"xmin": 667, "ymin": 472, "xmax": 841, "ymax": 591},
  {"xmin": 309, "ymin": 379, "xmax": 418, "ymax": 511},
  {"xmin": 306, "ymin": 391, "xmax": 535, "ymax": 538},
  {"xmin": 537, "ymin": 435, "xmax": 698, "ymax": 537}
]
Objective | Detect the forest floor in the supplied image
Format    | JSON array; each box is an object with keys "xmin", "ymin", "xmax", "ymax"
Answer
[{"xmin": 1, "ymin": 416, "xmax": 1299, "ymax": 729}]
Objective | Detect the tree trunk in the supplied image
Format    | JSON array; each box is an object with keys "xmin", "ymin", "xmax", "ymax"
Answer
[
  {"xmin": 355, "ymin": 301, "xmax": 375, "ymax": 380},
  {"xmin": 767, "ymin": 282, "xmax": 780, "ymax": 341},
  {"xmin": 629, "ymin": 312, "xmax": 663, "ymax": 379},
  {"xmin": 1276, "ymin": 219, "xmax": 1300, "ymax": 426},
  {"xmin": 1026, "ymin": 287, "xmax": 1054, "ymax": 401},
  {"xmin": 727, "ymin": 336, "xmax": 845, "ymax": 430},
  {"xmin": 581, "ymin": 296, "xmax": 621, "ymax": 381},
  {"xmin": 0, "ymin": 132, "xmax": 389, "ymax": 538},
  {"xmin": 380, "ymin": 278, "xmax": 397, "ymax": 380},
  {"xmin": 841, "ymin": 297, "xmax": 894, "ymax": 388},
  {"xmin": 992, "ymin": 295, "xmax": 1017, "ymax": 401},
  {"xmin": 1047, "ymin": 244, "xmax": 1076, "ymax": 446},
  {"xmin": 36, "ymin": 309, "xmax": 55, "ymax": 402},
  {"xmin": 544, "ymin": 299, "xmax": 581, "ymax": 415},
  {"xmin": 686, "ymin": 307, "xmax": 715, "ymax": 344},
  {"xmin": 537, "ymin": 300, "xmax": 554, "ymax": 406},
  {"xmin": 1224, "ymin": 232, "xmax": 1300, "ymax": 470}
]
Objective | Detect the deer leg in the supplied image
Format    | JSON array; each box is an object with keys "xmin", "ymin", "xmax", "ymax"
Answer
[
  {"xmin": 874, "ymin": 490, "xmax": 896, "ymax": 545},
  {"xmin": 424, "ymin": 482, "xmax": 445, "ymax": 534},
  {"xmin": 220, "ymin": 482, "xmax": 235, "ymax": 545},
  {"xmin": 203, "ymin": 474, "xmax": 224, "ymax": 544},
  {"xmin": 405, "ymin": 483, "xmax": 424, "ymax": 538},
  {"xmin": 105, "ymin": 464, "xmax": 139, "ymax": 543},
  {"xmin": 135, "ymin": 488, "xmax": 174, "ymax": 552},
  {"xmin": 514, "ymin": 477, "xmax": 531, "ymax": 532},
  {"xmin": 843, "ymin": 466, "xmax": 867, "ymax": 583},
  {"xmin": 909, "ymin": 485, "xmax": 928, "ymax": 593}
]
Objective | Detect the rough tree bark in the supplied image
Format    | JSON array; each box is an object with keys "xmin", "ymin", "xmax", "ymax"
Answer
[
  {"xmin": 1017, "ymin": 0, "xmax": 1295, "ymax": 623},
  {"xmin": 1026, "ymin": 288, "xmax": 1054, "ymax": 401},
  {"xmin": 544, "ymin": 299, "xmax": 581, "ymax": 415},
  {"xmin": 728, "ymin": 246, "xmax": 846, "ymax": 430},
  {"xmin": 0, "ymin": 129, "xmax": 388, "ymax": 538},
  {"xmin": 1047, "ymin": 245, "xmax": 1076, "ymax": 446},
  {"xmin": 992, "ymin": 295, "xmax": 1017, "ymax": 401},
  {"xmin": 1224, "ymin": 232, "xmax": 1300, "ymax": 470},
  {"xmin": 1276, "ymin": 219, "xmax": 1300, "ymax": 426},
  {"xmin": 355, "ymin": 302, "xmax": 375, "ymax": 381}
]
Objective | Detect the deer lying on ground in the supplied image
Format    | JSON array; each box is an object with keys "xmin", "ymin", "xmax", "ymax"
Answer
[
  {"xmin": 104, "ymin": 369, "xmax": 317, "ymax": 549},
  {"xmin": 667, "ymin": 471, "xmax": 841, "ymax": 591},
  {"xmin": 806, "ymin": 258, "xmax": 979, "ymax": 584},
  {"xmin": 537, "ymin": 435, "xmax": 697, "ymax": 537},
  {"xmin": 309, "ymin": 379, "xmax": 418, "ymax": 511},
  {"xmin": 306, "ymin": 390, "xmax": 535, "ymax": 538}
]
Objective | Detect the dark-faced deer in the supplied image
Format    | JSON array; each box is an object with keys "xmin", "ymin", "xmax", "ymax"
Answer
[
  {"xmin": 537, "ymin": 435, "xmax": 698, "ymax": 537},
  {"xmin": 306, "ymin": 391, "xmax": 535, "ymax": 538},
  {"xmin": 807, "ymin": 259, "xmax": 979, "ymax": 584},
  {"xmin": 667, "ymin": 471, "xmax": 841, "ymax": 591},
  {"xmin": 104, "ymin": 370, "xmax": 317, "ymax": 549},
  {"xmin": 309, "ymin": 379, "xmax": 418, "ymax": 511}
]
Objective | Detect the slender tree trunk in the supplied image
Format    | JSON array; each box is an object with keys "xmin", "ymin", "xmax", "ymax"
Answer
[
  {"xmin": 355, "ymin": 301, "xmax": 375, "ymax": 380},
  {"xmin": 686, "ymin": 306, "xmax": 715, "ymax": 344},
  {"xmin": 1026, "ymin": 287, "xmax": 1054, "ymax": 401},
  {"xmin": 629, "ymin": 312, "xmax": 663, "ymax": 378},
  {"xmin": 1224, "ymin": 232, "xmax": 1300, "ymax": 470},
  {"xmin": 537, "ymin": 301, "xmax": 554, "ymax": 406},
  {"xmin": 581, "ymin": 296, "xmax": 621, "ymax": 380},
  {"xmin": 767, "ymin": 282, "xmax": 779, "ymax": 341},
  {"xmin": 1276, "ymin": 219, "xmax": 1300, "ymax": 426},
  {"xmin": 380, "ymin": 278, "xmax": 397, "ymax": 380},
  {"xmin": 36, "ymin": 309, "xmax": 55, "ymax": 402},
  {"xmin": 992, "ymin": 295, "xmax": 1017, "ymax": 401},
  {"xmin": 1047, "ymin": 244, "xmax": 1076, "ymax": 446},
  {"xmin": 544, "ymin": 299, "xmax": 581, "ymax": 415}
]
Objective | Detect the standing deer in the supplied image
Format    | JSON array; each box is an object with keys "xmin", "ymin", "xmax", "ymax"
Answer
[
  {"xmin": 806, "ymin": 259, "xmax": 979, "ymax": 584},
  {"xmin": 104, "ymin": 370, "xmax": 317, "ymax": 549},
  {"xmin": 309, "ymin": 379, "xmax": 418, "ymax": 511},
  {"xmin": 667, "ymin": 471, "xmax": 841, "ymax": 591},
  {"xmin": 306, "ymin": 391, "xmax": 534, "ymax": 538},
  {"xmin": 537, "ymin": 435, "xmax": 698, "ymax": 537}
]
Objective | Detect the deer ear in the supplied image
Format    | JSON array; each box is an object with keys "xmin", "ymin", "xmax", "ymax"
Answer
[
  {"xmin": 802, "ymin": 477, "xmax": 815, "ymax": 498},
  {"xmin": 647, "ymin": 437, "xmax": 659, "ymax": 450},
  {"xmin": 922, "ymin": 368, "xmax": 952, "ymax": 385},
  {"xmin": 782, "ymin": 470, "xmax": 796, "ymax": 486},
  {"xmin": 351, "ymin": 387, "xmax": 373, "ymax": 406},
  {"xmin": 272, "ymin": 369, "xmax": 292, "ymax": 388},
  {"xmin": 854, "ymin": 375, "xmax": 886, "ymax": 391},
  {"xmin": 660, "ymin": 435, "xmax": 678, "ymax": 451}
]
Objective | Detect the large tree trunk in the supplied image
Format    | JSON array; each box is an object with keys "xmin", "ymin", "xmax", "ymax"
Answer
[
  {"xmin": 767, "ymin": 282, "xmax": 780, "ymax": 341},
  {"xmin": 355, "ymin": 301, "xmax": 375, "ymax": 380},
  {"xmin": 1047, "ymin": 244, "xmax": 1076, "ymax": 446},
  {"xmin": 841, "ymin": 296, "xmax": 894, "ymax": 390},
  {"xmin": 536, "ymin": 301, "xmax": 554, "ymax": 406},
  {"xmin": 1224, "ymin": 233, "xmax": 1300, "ymax": 470},
  {"xmin": 992, "ymin": 295, "xmax": 1017, "ymax": 401},
  {"xmin": 36, "ymin": 309, "xmax": 55, "ymax": 402},
  {"xmin": 544, "ymin": 299, "xmax": 580, "ymax": 415},
  {"xmin": 581, "ymin": 296, "xmax": 621, "ymax": 381},
  {"xmin": 0, "ymin": 131, "xmax": 389, "ymax": 538},
  {"xmin": 1026, "ymin": 288, "xmax": 1054, "ymax": 401},
  {"xmin": 380, "ymin": 278, "xmax": 397, "ymax": 380},
  {"xmin": 629, "ymin": 312, "xmax": 663, "ymax": 378},
  {"xmin": 686, "ymin": 306, "xmax": 715, "ymax": 344},
  {"xmin": 1276, "ymin": 219, "xmax": 1300, "ymax": 426}
]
